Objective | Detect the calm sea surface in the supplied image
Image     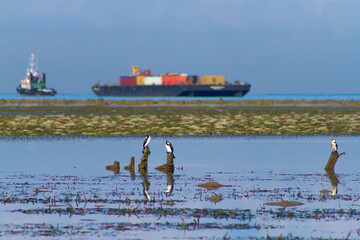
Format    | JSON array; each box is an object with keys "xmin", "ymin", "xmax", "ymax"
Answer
[
  {"xmin": 1, "ymin": 93, "xmax": 360, "ymax": 101},
  {"xmin": 1, "ymin": 136, "xmax": 360, "ymax": 239}
]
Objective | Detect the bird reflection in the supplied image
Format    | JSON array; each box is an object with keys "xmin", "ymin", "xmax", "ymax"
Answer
[
  {"xmin": 156, "ymin": 142, "xmax": 175, "ymax": 197},
  {"xmin": 140, "ymin": 169, "xmax": 151, "ymax": 201},
  {"xmin": 325, "ymin": 168, "xmax": 339, "ymax": 197},
  {"xmin": 165, "ymin": 170, "xmax": 174, "ymax": 197},
  {"xmin": 139, "ymin": 137, "xmax": 151, "ymax": 201},
  {"xmin": 155, "ymin": 166, "xmax": 175, "ymax": 197}
]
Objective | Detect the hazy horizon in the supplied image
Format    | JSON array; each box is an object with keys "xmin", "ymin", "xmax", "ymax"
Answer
[{"xmin": 1, "ymin": 0, "xmax": 360, "ymax": 94}]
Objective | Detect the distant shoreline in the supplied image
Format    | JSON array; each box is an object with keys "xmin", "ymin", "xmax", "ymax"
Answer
[{"xmin": 1, "ymin": 99, "xmax": 360, "ymax": 106}]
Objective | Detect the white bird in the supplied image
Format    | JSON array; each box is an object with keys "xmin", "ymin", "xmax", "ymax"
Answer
[
  {"xmin": 165, "ymin": 140, "xmax": 175, "ymax": 158},
  {"xmin": 143, "ymin": 135, "xmax": 151, "ymax": 150},
  {"xmin": 331, "ymin": 139, "xmax": 338, "ymax": 152}
]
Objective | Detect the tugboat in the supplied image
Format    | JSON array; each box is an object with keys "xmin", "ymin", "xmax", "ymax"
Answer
[{"xmin": 16, "ymin": 54, "xmax": 57, "ymax": 96}]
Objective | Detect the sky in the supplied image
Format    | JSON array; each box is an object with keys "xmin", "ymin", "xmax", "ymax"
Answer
[{"xmin": 1, "ymin": 0, "xmax": 360, "ymax": 94}]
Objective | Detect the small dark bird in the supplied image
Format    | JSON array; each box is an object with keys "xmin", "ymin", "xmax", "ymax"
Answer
[
  {"xmin": 143, "ymin": 135, "xmax": 151, "ymax": 150},
  {"xmin": 165, "ymin": 140, "xmax": 175, "ymax": 158},
  {"xmin": 331, "ymin": 139, "xmax": 338, "ymax": 153}
]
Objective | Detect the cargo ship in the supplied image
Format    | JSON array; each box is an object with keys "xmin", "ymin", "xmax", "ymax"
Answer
[
  {"xmin": 16, "ymin": 54, "xmax": 57, "ymax": 96},
  {"xmin": 92, "ymin": 66, "xmax": 250, "ymax": 97}
]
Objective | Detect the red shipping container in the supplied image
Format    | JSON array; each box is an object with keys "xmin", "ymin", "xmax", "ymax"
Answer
[
  {"xmin": 162, "ymin": 76, "xmax": 187, "ymax": 85},
  {"xmin": 120, "ymin": 76, "xmax": 137, "ymax": 86}
]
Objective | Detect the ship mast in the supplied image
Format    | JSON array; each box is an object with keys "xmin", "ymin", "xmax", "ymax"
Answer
[{"xmin": 27, "ymin": 53, "xmax": 38, "ymax": 75}]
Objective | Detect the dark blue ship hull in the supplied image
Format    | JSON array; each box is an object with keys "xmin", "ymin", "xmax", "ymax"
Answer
[
  {"xmin": 16, "ymin": 85, "xmax": 57, "ymax": 96},
  {"xmin": 92, "ymin": 84, "xmax": 250, "ymax": 97}
]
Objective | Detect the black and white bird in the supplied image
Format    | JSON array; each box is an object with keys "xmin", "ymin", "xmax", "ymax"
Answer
[
  {"xmin": 330, "ymin": 139, "xmax": 338, "ymax": 153},
  {"xmin": 165, "ymin": 140, "xmax": 175, "ymax": 158},
  {"xmin": 143, "ymin": 135, "xmax": 151, "ymax": 150}
]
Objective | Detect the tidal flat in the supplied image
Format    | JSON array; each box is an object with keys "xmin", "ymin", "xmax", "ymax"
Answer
[
  {"xmin": 1, "ymin": 100, "xmax": 360, "ymax": 239},
  {"xmin": 1, "ymin": 137, "xmax": 360, "ymax": 239},
  {"xmin": 0, "ymin": 99, "xmax": 360, "ymax": 137}
]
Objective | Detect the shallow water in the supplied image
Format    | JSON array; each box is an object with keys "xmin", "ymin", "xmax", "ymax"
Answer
[
  {"xmin": 1, "ymin": 136, "xmax": 360, "ymax": 239},
  {"xmin": 2, "ymin": 93, "xmax": 360, "ymax": 101}
]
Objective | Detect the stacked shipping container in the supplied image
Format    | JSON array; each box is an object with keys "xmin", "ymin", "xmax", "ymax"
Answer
[
  {"xmin": 121, "ymin": 71, "xmax": 225, "ymax": 86},
  {"xmin": 136, "ymin": 76, "xmax": 145, "ymax": 85},
  {"xmin": 120, "ymin": 76, "xmax": 137, "ymax": 86},
  {"xmin": 144, "ymin": 76, "xmax": 162, "ymax": 85},
  {"xmin": 162, "ymin": 75, "xmax": 187, "ymax": 85},
  {"xmin": 200, "ymin": 75, "xmax": 225, "ymax": 85}
]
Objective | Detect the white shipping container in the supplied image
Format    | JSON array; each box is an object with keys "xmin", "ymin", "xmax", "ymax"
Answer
[{"xmin": 144, "ymin": 76, "xmax": 162, "ymax": 85}]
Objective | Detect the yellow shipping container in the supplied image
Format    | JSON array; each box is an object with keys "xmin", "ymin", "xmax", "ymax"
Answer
[
  {"xmin": 136, "ymin": 76, "xmax": 145, "ymax": 85},
  {"xmin": 200, "ymin": 75, "xmax": 225, "ymax": 85}
]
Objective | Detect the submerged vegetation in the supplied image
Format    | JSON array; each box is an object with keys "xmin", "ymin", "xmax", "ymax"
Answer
[
  {"xmin": 0, "ymin": 100, "xmax": 359, "ymax": 137},
  {"xmin": 1, "ymin": 169, "xmax": 360, "ymax": 239}
]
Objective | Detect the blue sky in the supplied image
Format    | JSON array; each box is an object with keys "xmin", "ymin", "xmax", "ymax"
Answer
[{"xmin": 1, "ymin": 0, "xmax": 360, "ymax": 94}]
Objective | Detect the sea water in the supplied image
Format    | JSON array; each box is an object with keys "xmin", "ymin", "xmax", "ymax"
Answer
[{"xmin": 1, "ymin": 93, "xmax": 360, "ymax": 101}]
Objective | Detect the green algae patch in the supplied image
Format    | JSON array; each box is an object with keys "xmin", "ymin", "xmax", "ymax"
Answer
[{"xmin": 1, "ymin": 104, "xmax": 360, "ymax": 137}]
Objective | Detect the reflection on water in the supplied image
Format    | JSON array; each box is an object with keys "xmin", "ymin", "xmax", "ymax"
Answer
[
  {"xmin": 124, "ymin": 156, "xmax": 136, "ymax": 180},
  {"xmin": 105, "ymin": 161, "xmax": 120, "ymax": 175},
  {"xmin": 139, "ymin": 146, "xmax": 151, "ymax": 201},
  {"xmin": 1, "ymin": 137, "xmax": 360, "ymax": 239},
  {"xmin": 140, "ymin": 169, "xmax": 151, "ymax": 201},
  {"xmin": 325, "ymin": 168, "xmax": 339, "ymax": 197},
  {"xmin": 2, "ymin": 93, "xmax": 360, "ymax": 101},
  {"xmin": 139, "ymin": 142, "xmax": 176, "ymax": 200},
  {"xmin": 165, "ymin": 170, "xmax": 174, "ymax": 197},
  {"xmin": 324, "ymin": 150, "xmax": 346, "ymax": 198}
]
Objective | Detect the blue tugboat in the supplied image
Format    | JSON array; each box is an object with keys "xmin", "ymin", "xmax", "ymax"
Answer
[{"xmin": 16, "ymin": 54, "xmax": 57, "ymax": 96}]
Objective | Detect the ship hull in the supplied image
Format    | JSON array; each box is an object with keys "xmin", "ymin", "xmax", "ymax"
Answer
[
  {"xmin": 92, "ymin": 84, "xmax": 250, "ymax": 97},
  {"xmin": 16, "ymin": 86, "xmax": 57, "ymax": 96}
]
